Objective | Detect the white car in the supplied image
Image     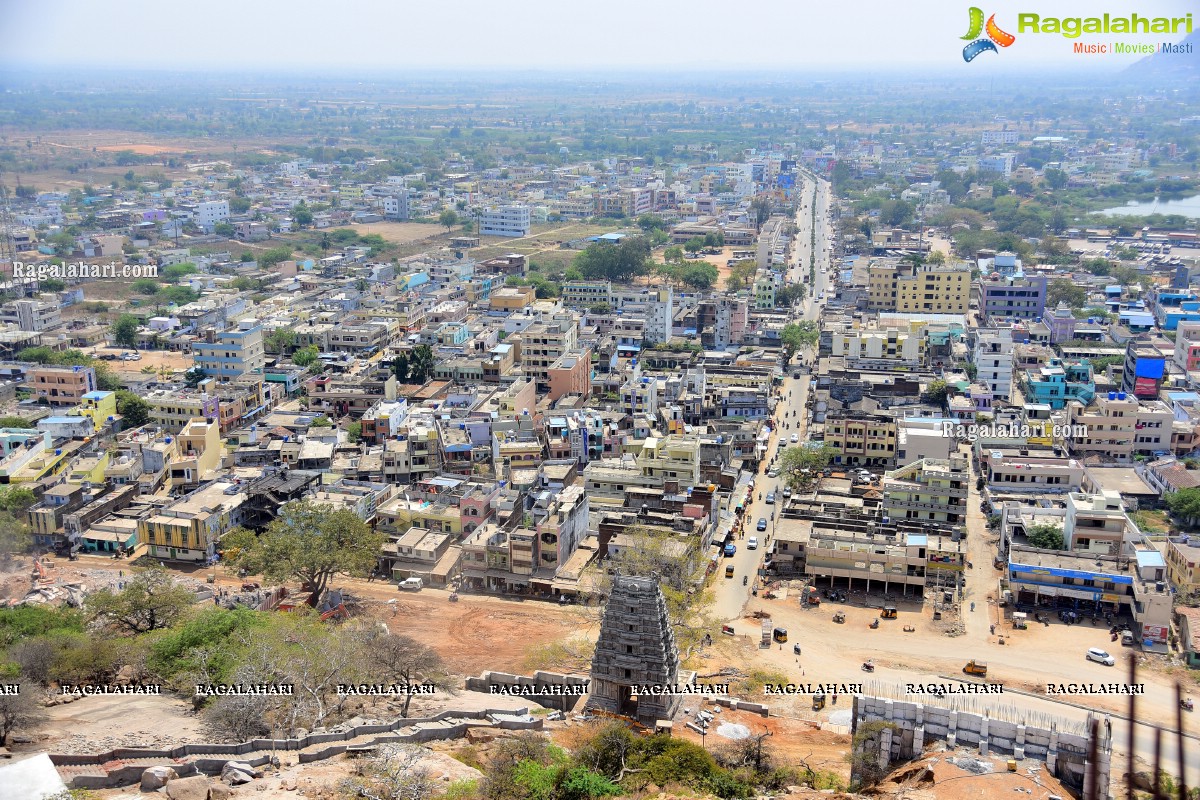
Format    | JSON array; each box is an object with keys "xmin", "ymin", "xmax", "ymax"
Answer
[
  {"xmin": 747, "ymin": 536, "xmax": 759, "ymax": 550},
  {"xmin": 767, "ymin": 468, "xmax": 779, "ymax": 478},
  {"xmin": 1086, "ymin": 647, "xmax": 1115, "ymax": 666},
  {"xmin": 790, "ymin": 433, "xmax": 799, "ymax": 443}
]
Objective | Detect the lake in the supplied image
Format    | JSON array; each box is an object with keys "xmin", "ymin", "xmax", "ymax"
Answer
[{"xmin": 1099, "ymin": 194, "xmax": 1200, "ymax": 219}]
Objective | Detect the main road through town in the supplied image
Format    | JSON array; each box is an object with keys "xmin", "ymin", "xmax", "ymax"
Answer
[{"xmin": 704, "ymin": 172, "xmax": 1197, "ymax": 786}]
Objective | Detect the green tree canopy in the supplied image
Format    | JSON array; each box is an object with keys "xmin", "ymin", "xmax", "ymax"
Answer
[
  {"xmin": 111, "ymin": 314, "xmax": 140, "ymax": 348},
  {"xmin": 221, "ymin": 501, "xmax": 384, "ymax": 601},
  {"xmin": 86, "ymin": 563, "xmax": 195, "ymax": 634}
]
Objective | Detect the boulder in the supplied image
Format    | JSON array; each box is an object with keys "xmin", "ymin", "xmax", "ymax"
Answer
[
  {"xmin": 165, "ymin": 775, "xmax": 212, "ymax": 800},
  {"xmin": 223, "ymin": 761, "xmax": 262, "ymax": 779},
  {"xmin": 208, "ymin": 782, "xmax": 232, "ymax": 800},
  {"xmin": 224, "ymin": 770, "xmax": 254, "ymax": 786},
  {"xmin": 141, "ymin": 766, "xmax": 179, "ymax": 790},
  {"xmin": 115, "ymin": 664, "xmax": 136, "ymax": 685}
]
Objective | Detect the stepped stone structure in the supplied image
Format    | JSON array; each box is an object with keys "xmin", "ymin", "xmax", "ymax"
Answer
[{"xmin": 588, "ymin": 574, "xmax": 684, "ymax": 725}]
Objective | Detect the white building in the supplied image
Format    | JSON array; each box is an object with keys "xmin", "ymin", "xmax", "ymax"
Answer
[
  {"xmin": 383, "ymin": 192, "xmax": 409, "ymax": 221},
  {"xmin": 974, "ymin": 328, "xmax": 1014, "ymax": 404},
  {"xmin": 479, "ymin": 205, "xmax": 531, "ymax": 238},
  {"xmin": 195, "ymin": 200, "xmax": 230, "ymax": 232},
  {"xmin": 645, "ymin": 288, "xmax": 674, "ymax": 345}
]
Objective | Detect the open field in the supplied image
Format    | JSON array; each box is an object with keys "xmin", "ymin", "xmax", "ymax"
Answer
[{"xmin": 344, "ymin": 221, "xmax": 446, "ymax": 244}]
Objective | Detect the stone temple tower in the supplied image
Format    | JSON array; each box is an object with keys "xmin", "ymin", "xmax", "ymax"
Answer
[{"xmin": 588, "ymin": 575, "xmax": 684, "ymax": 725}]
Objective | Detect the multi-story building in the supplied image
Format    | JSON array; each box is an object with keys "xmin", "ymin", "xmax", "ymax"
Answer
[
  {"xmin": 822, "ymin": 412, "xmax": 898, "ymax": 467},
  {"xmin": 479, "ymin": 205, "xmax": 531, "ymax": 237},
  {"xmin": 140, "ymin": 480, "xmax": 247, "ymax": 562},
  {"xmin": 1022, "ymin": 359, "xmax": 1095, "ymax": 409},
  {"xmin": 1066, "ymin": 392, "xmax": 1138, "ymax": 462},
  {"xmin": 520, "ymin": 317, "xmax": 579, "ymax": 395},
  {"xmin": 1122, "ymin": 340, "xmax": 1167, "ymax": 400},
  {"xmin": 192, "ymin": 320, "xmax": 265, "ymax": 380},
  {"xmin": 977, "ymin": 275, "xmax": 1047, "ymax": 324},
  {"xmin": 195, "ymin": 200, "xmax": 230, "ymax": 232},
  {"xmin": 1042, "ymin": 302, "xmax": 1078, "ymax": 344},
  {"xmin": 867, "ymin": 260, "xmax": 970, "ymax": 314},
  {"xmin": 828, "ymin": 325, "xmax": 922, "ymax": 367},
  {"xmin": 973, "ymin": 328, "xmax": 1014, "ymax": 405},
  {"xmin": 1174, "ymin": 320, "xmax": 1200, "ymax": 371},
  {"xmin": 882, "ymin": 455, "xmax": 969, "ymax": 525},
  {"xmin": 644, "ymin": 288, "xmax": 674, "ymax": 345},
  {"xmin": 561, "ymin": 281, "xmax": 612, "ymax": 309},
  {"xmin": 1166, "ymin": 537, "xmax": 1200, "ymax": 597},
  {"xmin": 0, "ymin": 299, "xmax": 62, "ymax": 332},
  {"xmin": 26, "ymin": 365, "xmax": 97, "ymax": 407}
]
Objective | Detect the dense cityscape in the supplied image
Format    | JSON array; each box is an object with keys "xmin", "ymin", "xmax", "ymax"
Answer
[{"xmin": 0, "ymin": 7, "xmax": 1198, "ymax": 800}]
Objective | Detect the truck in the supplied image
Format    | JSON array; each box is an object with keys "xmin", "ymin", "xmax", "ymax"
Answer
[
  {"xmin": 963, "ymin": 660, "xmax": 988, "ymax": 677},
  {"xmin": 398, "ymin": 577, "xmax": 423, "ymax": 591}
]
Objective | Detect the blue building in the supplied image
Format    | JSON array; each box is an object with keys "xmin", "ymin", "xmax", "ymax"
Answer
[{"xmin": 1022, "ymin": 359, "xmax": 1095, "ymax": 409}]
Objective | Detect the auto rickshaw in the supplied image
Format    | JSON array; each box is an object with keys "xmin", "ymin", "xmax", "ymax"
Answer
[
  {"xmin": 881, "ymin": 606, "xmax": 898, "ymax": 619},
  {"xmin": 833, "ymin": 611, "xmax": 846, "ymax": 623},
  {"xmin": 812, "ymin": 692, "xmax": 826, "ymax": 710},
  {"xmin": 772, "ymin": 627, "xmax": 788, "ymax": 643},
  {"xmin": 725, "ymin": 564, "xmax": 735, "ymax": 578}
]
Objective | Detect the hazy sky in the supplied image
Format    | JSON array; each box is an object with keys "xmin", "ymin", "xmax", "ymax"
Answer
[{"xmin": 0, "ymin": 0, "xmax": 1195, "ymax": 73}]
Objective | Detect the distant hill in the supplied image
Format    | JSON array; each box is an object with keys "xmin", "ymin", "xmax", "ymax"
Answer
[{"xmin": 1124, "ymin": 31, "xmax": 1199, "ymax": 79}]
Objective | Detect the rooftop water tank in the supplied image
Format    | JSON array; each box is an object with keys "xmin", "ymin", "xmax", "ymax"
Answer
[
  {"xmin": 1118, "ymin": 392, "xmax": 1127, "ymax": 400},
  {"xmin": 1108, "ymin": 392, "xmax": 1117, "ymax": 400}
]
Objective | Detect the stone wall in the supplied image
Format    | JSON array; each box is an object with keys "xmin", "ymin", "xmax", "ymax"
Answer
[
  {"xmin": 464, "ymin": 671, "xmax": 590, "ymax": 712},
  {"xmin": 852, "ymin": 695, "xmax": 1111, "ymax": 800}
]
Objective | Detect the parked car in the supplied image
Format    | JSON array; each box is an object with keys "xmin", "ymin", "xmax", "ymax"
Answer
[
  {"xmin": 765, "ymin": 491, "xmax": 776, "ymax": 505},
  {"xmin": 1086, "ymin": 647, "xmax": 1116, "ymax": 666},
  {"xmin": 756, "ymin": 517, "xmax": 768, "ymax": 531},
  {"xmin": 767, "ymin": 468, "xmax": 779, "ymax": 478},
  {"xmin": 398, "ymin": 577, "xmax": 423, "ymax": 591},
  {"xmin": 724, "ymin": 543, "xmax": 737, "ymax": 557},
  {"xmin": 747, "ymin": 536, "xmax": 759, "ymax": 549},
  {"xmin": 782, "ymin": 487, "xmax": 793, "ymax": 497},
  {"xmin": 790, "ymin": 433, "xmax": 799, "ymax": 443}
]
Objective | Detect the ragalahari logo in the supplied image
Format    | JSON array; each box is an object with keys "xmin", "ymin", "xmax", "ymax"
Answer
[{"xmin": 962, "ymin": 7, "xmax": 1017, "ymax": 61}]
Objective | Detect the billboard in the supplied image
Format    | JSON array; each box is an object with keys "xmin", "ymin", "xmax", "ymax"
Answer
[
  {"xmin": 1135, "ymin": 357, "xmax": 1165, "ymax": 379},
  {"xmin": 1134, "ymin": 376, "xmax": 1160, "ymax": 397}
]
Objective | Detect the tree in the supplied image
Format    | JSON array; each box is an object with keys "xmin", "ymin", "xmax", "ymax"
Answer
[
  {"xmin": 1047, "ymin": 278, "xmax": 1087, "ymax": 309},
  {"xmin": 575, "ymin": 237, "xmax": 652, "ymax": 283},
  {"xmin": 266, "ymin": 327, "xmax": 297, "ymax": 354},
  {"xmin": 292, "ymin": 202, "xmax": 313, "ymax": 228},
  {"xmin": 1026, "ymin": 523, "xmax": 1064, "ymax": 550},
  {"xmin": 132, "ymin": 278, "xmax": 162, "ymax": 296},
  {"xmin": 778, "ymin": 445, "xmax": 838, "ymax": 492},
  {"xmin": 222, "ymin": 500, "xmax": 384, "ymax": 602},
  {"xmin": 390, "ymin": 352, "xmax": 410, "ymax": 383},
  {"xmin": 848, "ymin": 721, "xmax": 899, "ymax": 789},
  {"xmin": 926, "ymin": 250, "xmax": 946, "ymax": 265},
  {"xmin": 0, "ymin": 680, "xmax": 39, "ymax": 746},
  {"xmin": 780, "ymin": 322, "xmax": 818, "ymax": 360},
  {"xmin": 0, "ymin": 416, "xmax": 34, "ymax": 429},
  {"xmin": 662, "ymin": 246, "xmax": 684, "ymax": 264},
  {"xmin": 354, "ymin": 629, "xmax": 454, "ymax": 717},
  {"xmin": 111, "ymin": 314, "xmax": 140, "ymax": 348},
  {"xmin": 161, "ymin": 263, "xmax": 198, "ymax": 283},
  {"xmin": 0, "ymin": 487, "xmax": 37, "ymax": 514},
  {"xmin": 183, "ymin": 366, "xmax": 207, "ymax": 388},
  {"xmin": 683, "ymin": 237, "xmax": 705, "ymax": 255},
  {"xmin": 87, "ymin": 563, "xmax": 194, "ymax": 634},
  {"xmin": 292, "ymin": 345, "xmax": 320, "ymax": 368},
  {"xmin": 0, "ymin": 511, "xmax": 31, "ymax": 566},
  {"xmin": 347, "ymin": 422, "xmax": 362, "ymax": 443},
  {"xmin": 1166, "ymin": 488, "xmax": 1200, "ymax": 528},
  {"xmin": 161, "ymin": 285, "xmax": 199, "ymax": 305},
  {"xmin": 343, "ymin": 744, "xmax": 439, "ymax": 800},
  {"xmin": 750, "ymin": 197, "xmax": 772, "ymax": 229},
  {"xmin": 214, "ymin": 222, "xmax": 235, "ymax": 237},
  {"xmin": 116, "ymin": 390, "xmax": 150, "ymax": 428},
  {"xmin": 681, "ymin": 264, "xmax": 719, "ymax": 291},
  {"xmin": 438, "ymin": 209, "xmax": 460, "ymax": 232},
  {"xmin": 409, "ymin": 345, "xmax": 436, "ymax": 383},
  {"xmin": 40, "ymin": 278, "xmax": 65, "ymax": 292},
  {"xmin": 921, "ymin": 378, "xmax": 949, "ymax": 405},
  {"xmin": 1043, "ymin": 168, "xmax": 1068, "ymax": 190}
]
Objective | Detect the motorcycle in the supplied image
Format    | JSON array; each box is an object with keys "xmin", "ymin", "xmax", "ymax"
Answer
[
  {"xmin": 743, "ymin": 575, "xmax": 748, "ymax": 586},
  {"xmin": 861, "ymin": 661, "xmax": 875, "ymax": 672},
  {"xmin": 869, "ymin": 619, "xmax": 880, "ymax": 629},
  {"xmin": 449, "ymin": 593, "xmax": 460, "ymax": 602},
  {"xmin": 1183, "ymin": 698, "xmax": 1194, "ymax": 712}
]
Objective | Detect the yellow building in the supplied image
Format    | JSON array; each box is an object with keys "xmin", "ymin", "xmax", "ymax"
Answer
[
  {"xmin": 823, "ymin": 413, "xmax": 897, "ymax": 467},
  {"xmin": 68, "ymin": 451, "xmax": 110, "ymax": 485},
  {"xmin": 77, "ymin": 391, "xmax": 118, "ymax": 432},
  {"xmin": 170, "ymin": 417, "xmax": 223, "ymax": 488},
  {"xmin": 868, "ymin": 260, "xmax": 970, "ymax": 314},
  {"xmin": 140, "ymin": 480, "xmax": 245, "ymax": 562},
  {"xmin": 1167, "ymin": 539, "xmax": 1200, "ymax": 596}
]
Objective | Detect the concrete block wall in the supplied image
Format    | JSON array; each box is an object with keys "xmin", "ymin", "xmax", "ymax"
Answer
[{"xmin": 852, "ymin": 695, "xmax": 1111, "ymax": 799}]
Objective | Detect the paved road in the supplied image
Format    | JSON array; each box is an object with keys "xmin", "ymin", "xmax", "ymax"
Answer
[{"xmin": 711, "ymin": 174, "xmax": 831, "ymax": 623}]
